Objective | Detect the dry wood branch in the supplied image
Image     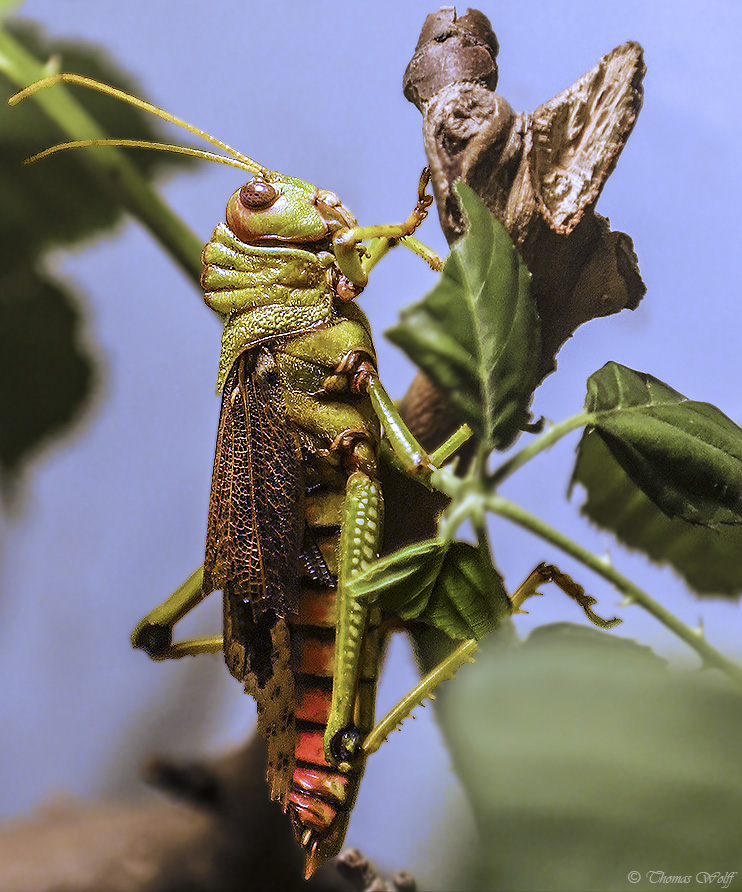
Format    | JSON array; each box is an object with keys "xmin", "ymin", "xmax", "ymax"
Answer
[
  {"xmin": 403, "ymin": 6, "xmax": 646, "ymax": 379},
  {"xmin": 0, "ymin": 736, "xmax": 415, "ymax": 892}
]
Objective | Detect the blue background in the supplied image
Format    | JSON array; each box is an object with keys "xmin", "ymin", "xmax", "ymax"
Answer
[{"xmin": 2, "ymin": 1, "xmax": 741, "ymax": 888}]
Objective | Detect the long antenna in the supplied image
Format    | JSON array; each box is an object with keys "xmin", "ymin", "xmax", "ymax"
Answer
[
  {"xmin": 10, "ymin": 73, "xmax": 274, "ymax": 178},
  {"xmin": 22, "ymin": 138, "xmax": 258, "ymax": 173}
]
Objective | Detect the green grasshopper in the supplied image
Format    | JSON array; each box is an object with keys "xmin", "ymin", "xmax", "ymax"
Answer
[{"xmin": 12, "ymin": 74, "xmax": 620, "ymax": 878}]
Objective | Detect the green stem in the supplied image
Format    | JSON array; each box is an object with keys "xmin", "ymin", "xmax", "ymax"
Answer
[
  {"xmin": 486, "ymin": 494, "xmax": 742, "ymax": 687},
  {"xmin": 474, "ymin": 515, "xmax": 491, "ymax": 557},
  {"xmin": 0, "ymin": 27, "xmax": 204, "ymax": 287},
  {"xmin": 489, "ymin": 411, "xmax": 592, "ymax": 487},
  {"xmin": 437, "ymin": 489, "xmax": 480, "ymax": 542},
  {"xmin": 430, "ymin": 465, "xmax": 474, "ymax": 541}
]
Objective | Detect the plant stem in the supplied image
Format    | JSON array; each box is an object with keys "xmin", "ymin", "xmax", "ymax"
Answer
[
  {"xmin": 0, "ymin": 28, "xmax": 204, "ymax": 287},
  {"xmin": 486, "ymin": 494, "xmax": 742, "ymax": 688},
  {"xmin": 489, "ymin": 411, "xmax": 592, "ymax": 487},
  {"xmin": 433, "ymin": 467, "xmax": 481, "ymax": 542}
]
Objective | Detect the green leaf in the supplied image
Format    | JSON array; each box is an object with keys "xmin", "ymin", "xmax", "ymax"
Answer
[
  {"xmin": 583, "ymin": 362, "xmax": 742, "ymax": 526},
  {"xmin": 572, "ymin": 429, "xmax": 742, "ymax": 597},
  {"xmin": 0, "ymin": 21, "xmax": 196, "ymax": 484},
  {"xmin": 0, "ymin": 268, "xmax": 94, "ymax": 485},
  {"xmin": 386, "ymin": 182, "xmax": 540, "ymax": 451},
  {"xmin": 350, "ymin": 539, "xmax": 447, "ymax": 607},
  {"xmin": 437, "ymin": 625, "xmax": 742, "ymax": 891},
  {"xmin": 350, "ymin": 539, "xmax": 510, "ymax": 640},
  {"xmin": 429, "ymin": 541, "xmax": 511, "ymax": 639},
  {"xmin": 0, "ymin": 20, "xmax": 195, "ymax": 266},
  {"xmin": 524, "ymin": 621, "xmax": 666, "ymax": 669}
]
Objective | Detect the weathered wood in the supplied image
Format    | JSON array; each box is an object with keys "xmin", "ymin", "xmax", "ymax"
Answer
[
  {"xmin": 403, "ymin": 7, "xmax": 646, "ymax": 379},
  {"xmin": 0, "ymin": 736, "xmax": 412, "ymax": 892}
]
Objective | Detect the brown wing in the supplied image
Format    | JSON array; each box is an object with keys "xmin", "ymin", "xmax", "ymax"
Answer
[
  {"xmin": 203, "ymin": 347, "xmax": 305, "ymax": 620},
  {"xmin": 203, "ymin": 347, "xmax": 304, "ymax": 806},
  {"xmin": 528, "ymin": 41, "xmax": 645, "ymax": 235}
]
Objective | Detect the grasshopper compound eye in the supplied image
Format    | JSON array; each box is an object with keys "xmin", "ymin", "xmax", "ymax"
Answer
[{"xmin": 239, "ymin": 179, "xmax": 279, "ymax": 210}]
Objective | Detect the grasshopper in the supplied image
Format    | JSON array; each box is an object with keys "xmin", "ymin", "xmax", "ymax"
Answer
[{"xmin": 11, "ymin": 74, "xmax": 620, "ymax": 878}]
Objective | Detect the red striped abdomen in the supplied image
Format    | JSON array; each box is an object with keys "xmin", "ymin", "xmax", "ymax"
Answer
[{"xmin": 287, "ymin": 584, "xmax": 382, "ymax": 877}]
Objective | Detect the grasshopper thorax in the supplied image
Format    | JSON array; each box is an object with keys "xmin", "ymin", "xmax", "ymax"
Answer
[{"xmin": 226, "ymin": 175, "xmax": 358, "ymax": 246}]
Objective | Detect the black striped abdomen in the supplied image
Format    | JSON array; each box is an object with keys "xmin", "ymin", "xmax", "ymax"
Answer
[{"xmin": 287, "ymin": 523, "xmax": 382, "ymax": 875}]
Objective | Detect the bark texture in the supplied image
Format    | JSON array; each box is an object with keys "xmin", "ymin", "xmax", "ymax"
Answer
[{"xmin": 403, "ymin": 7, "xmax": 646, "ymax": 379}]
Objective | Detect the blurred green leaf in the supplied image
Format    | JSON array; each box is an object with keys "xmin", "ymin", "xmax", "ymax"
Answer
[
  {"xmin": 438, "ymin": 623, "xmax": 742, "ymax": 891},
  {"xmin": 351, "ymin": 539, "xmax": 510, "ymax": 640},
  {"xmin": 0, "ymin": 20, "xmax": 195, "ymax": 264},
  {"xmin": 387, "ymin": 182, "xmax": 539, "ymax": 451},
  {"xmin": 523, "ymin": 621, "xmax": 666, "ymax": 668},
  {"xmin": 582, "ymin": 363, "xmax": 742, "ymax": 526},
  {"xmin": 0, "ymin": 268, "xmax": 92, "ymax": 481},
  {"xmin": 572, "ymin": 429, "xmax": 742, "ymax": 597},
  {"xmin": 0, "ymin": 19, "xmax": 195, "ymax": 484}
]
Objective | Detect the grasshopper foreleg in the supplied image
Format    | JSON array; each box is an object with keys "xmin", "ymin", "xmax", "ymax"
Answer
[
  {"xmin": 365, "ymin": 373, "xmax": 471, "ymax": 481},
  {"xmin": 323, "ymin": 351, "xmax": 472, "ymax": 483},
  {"xmin": 332, "ymin": 168, "xmax": 439, "ymax": 288}
]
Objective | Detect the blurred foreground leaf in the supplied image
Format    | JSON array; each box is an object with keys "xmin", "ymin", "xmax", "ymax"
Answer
[
  {"xmin": 0, "ymin": 19, "xmax": 194, "ymax": 261},
  {"xmin": 437, "ymin": 623, "xmax": 742, "ymax": 891},
  {"xmin": 0, "ymin": 269, "xmax": 92, "ymax": 485}
]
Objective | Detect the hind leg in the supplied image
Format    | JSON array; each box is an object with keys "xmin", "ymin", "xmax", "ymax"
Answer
[{"xmin": 362, "ymin": 563, "xmax": 620, "ymax": 756}]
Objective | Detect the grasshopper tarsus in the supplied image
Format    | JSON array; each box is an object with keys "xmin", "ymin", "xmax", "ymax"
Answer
[
  {"xmin": 528, "ymin": 563, "xmax": 622, "ymax": 630},
  {"xmin": 132, "ymin": 621, "xmax": 172, "ymax": 658},
  {"xmin": 418, "ymin": 166, "xmax": 432, "ymax": 199},
  {"xmin": 329, "ymin": 726, "xmax": 363, "ymax": 773}
]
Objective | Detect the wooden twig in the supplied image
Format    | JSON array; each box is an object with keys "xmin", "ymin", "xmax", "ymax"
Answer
[
  {"xmin": 403, "ymin": 7, "xmax": 646, "ymax": 379},
  {"xmin": 0, "ymin": 735, "xmax": 414, "ymax": 892}
]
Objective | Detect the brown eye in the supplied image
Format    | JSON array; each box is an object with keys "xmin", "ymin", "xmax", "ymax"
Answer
[{"xmin": 239, "ymin": 180, "xmax": 278, "ymax": 210}]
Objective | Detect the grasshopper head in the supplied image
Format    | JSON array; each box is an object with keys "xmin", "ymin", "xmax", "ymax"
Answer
[{"xmin": 226, "ymin": 175, "xmax": 358, "ymax": 245}]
